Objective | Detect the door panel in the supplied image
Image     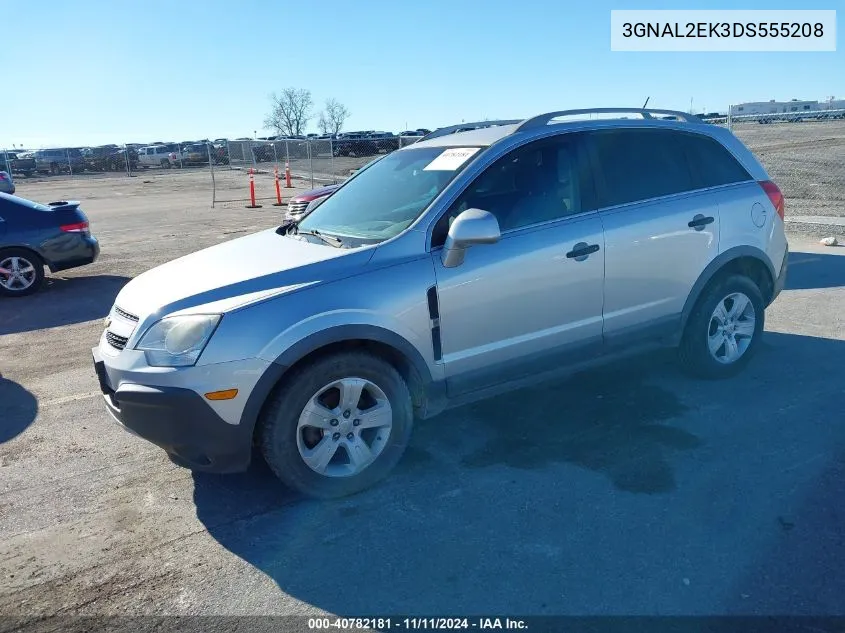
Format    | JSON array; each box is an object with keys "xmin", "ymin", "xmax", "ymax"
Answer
[
  {"xmin": 433, "ymin": 214, "xmax": 605, "ymax": 396},
  {"xmin": 585, "ymin": 127, "xmax": 721, "ymax": 344},
  {"xmin": 600, "ymin": 190, "xmax": 720, "ymax": 339}
]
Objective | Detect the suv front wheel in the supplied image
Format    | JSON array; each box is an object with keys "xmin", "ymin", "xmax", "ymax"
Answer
[
  {"xmin": 679, "ymin": 274, "xmax": 765, "ymax": 379},
  {"xmin": 259, "ymin": 351, "xmax": 414, "ymax": 498}
]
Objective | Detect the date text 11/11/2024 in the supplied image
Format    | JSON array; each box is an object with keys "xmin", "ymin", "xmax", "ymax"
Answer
[{"xmin": 308, "ymin": 617, "xmax": 529, "ymax": 630}]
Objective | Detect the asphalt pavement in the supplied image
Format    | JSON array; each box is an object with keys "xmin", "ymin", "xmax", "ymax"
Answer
[{"xmin": 1, "ymin": 220, "xmax": 844, "ymax": 619}]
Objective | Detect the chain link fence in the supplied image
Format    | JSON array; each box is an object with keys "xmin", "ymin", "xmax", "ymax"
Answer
[
  {"xmin": 726, "ymin": 107, "xmax": 845, "ymax": 219},
  {"xmin": 17, "ymin": 112, "xmax": 842, "ymax": 222},
  {"xmin": 0, "ymin": 131, "xmax": 426, "ymax": 209}
]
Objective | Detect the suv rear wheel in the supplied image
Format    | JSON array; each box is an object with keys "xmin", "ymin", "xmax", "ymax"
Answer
[
  {"xmin": 679, "ymin": 274, "xmax": 764, "ymax": 379},
  {"xmin": 258, "ymin": 351, "xmax": 413, "ymax": 498}
]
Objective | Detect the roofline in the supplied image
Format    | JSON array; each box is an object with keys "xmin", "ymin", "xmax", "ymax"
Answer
[{"xmin": 419, "ymin": 108, "xmax": 702, "ymax": 145}]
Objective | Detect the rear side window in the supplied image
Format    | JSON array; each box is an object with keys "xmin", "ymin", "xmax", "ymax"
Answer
[
  {"xmin": 589, "ymin": 129, "xmax": 693, "ymax": 208},
  {"xmin": 679, "ymin": 133, "xmax": 752, "ymax": 188}
]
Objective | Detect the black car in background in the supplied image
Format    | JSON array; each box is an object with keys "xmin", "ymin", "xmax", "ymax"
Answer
[
  {"xmin": 2, "ymin": 152, "xmax": 36, "ymax": 177},
  {"xmin": 332, "ymin": 132, "xmax": 378, "ymax": 157},
  {"xmin": 0, "ymin": 192, "xmax": 100, "ymax": 296},
  {"xmin": 83, "ymin": 145, "xmax": 139, "ymax": 172}
]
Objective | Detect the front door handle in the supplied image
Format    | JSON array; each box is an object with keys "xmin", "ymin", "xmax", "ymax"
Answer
[
  {"xmin": 688, "ymin": 214, "xmax": 715, "ymax": 230},
  {"xmin": 566, "ymin": 242, "xmax": 600, "ymax": 261}
]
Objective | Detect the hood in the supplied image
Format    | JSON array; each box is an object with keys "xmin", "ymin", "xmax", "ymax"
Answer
[
  {"xmin": 114, "ymin": 227, "xmax": 373, "ymax": 321},
  {"xmin": 293, "ymin": 184, "xmax": 340, "ymax": 201}
]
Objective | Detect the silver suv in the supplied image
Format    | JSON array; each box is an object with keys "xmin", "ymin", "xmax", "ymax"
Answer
[{"xmin": 92, "ymin": 108, "xmax": 789, "ymax": 498}]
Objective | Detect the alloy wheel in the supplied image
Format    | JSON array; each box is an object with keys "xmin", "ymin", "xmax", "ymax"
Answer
[
  {"xmin": 707, "ymin": 292, "xmax": 756, "ymax": 364},
  {"xmin": 296, "ymin": 377, "xmax": 393, "ymax": 478},
  {"xmin": 0, "ymin": 256, "xmax": 37, "ymax": 292}
]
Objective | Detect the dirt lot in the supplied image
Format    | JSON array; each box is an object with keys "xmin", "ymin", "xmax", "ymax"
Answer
[
  {"xmin": 732, "ymin": 119, "xmax": 845, "ymax": 218},
  {"xmin": 1, "ymin": 175, "xmax": 845, "ymax": 625}
]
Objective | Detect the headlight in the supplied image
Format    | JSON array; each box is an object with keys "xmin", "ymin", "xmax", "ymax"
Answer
[{"xmin": 135, "ymin": 314, "xmax": 221, "ymax": 367}]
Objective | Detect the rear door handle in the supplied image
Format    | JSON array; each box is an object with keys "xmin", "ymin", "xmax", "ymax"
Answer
[
  {"xmin": 566, "ymin": 242, "xmax": 600, "ymax": 260},
  {"xmin": 688, "ymin": 214, "xmax": 715, "ymax": 230}
]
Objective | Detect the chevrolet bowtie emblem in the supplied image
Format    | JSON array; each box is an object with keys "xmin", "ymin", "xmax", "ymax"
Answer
[{"xmin": 104, "ymin": 317, "xmax": 111, "ymax": 328}]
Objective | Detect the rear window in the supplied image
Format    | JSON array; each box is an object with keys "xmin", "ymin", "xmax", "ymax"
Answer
[
  {"xmin": 679, "ymin": 133, "xmax": 752, "ymax": 189},
  {"xmin": 589, "ymin": 128, "xmax": 693, "ymax": 208}
]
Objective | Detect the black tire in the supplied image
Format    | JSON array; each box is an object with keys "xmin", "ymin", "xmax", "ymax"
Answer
[
  {"xmin": 678, "ymin": 274, "xmax": 765, "ymax": 379},
  {"xmin": 258, "ymin": 351, "xmax": 414, "ymax": 499},
  {"xmin": 0, "ymin": 248, "xmax": 45, "ymax": 297},
  {"xmin": 23, "ymin": 171, "xmax": 32, "ymax": 178}
]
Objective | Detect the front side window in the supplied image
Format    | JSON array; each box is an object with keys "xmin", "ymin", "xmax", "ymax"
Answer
[
  {"xmin": 296, "ymin": 146, "xmax": 479, "ymax": 243},
  {"xmin": 432, "ymin": 135, "xmax": 589, "ymax": 245},
  {"xmin": 589, "ymin": 128, "xmax": 693, "ymax": 208}
]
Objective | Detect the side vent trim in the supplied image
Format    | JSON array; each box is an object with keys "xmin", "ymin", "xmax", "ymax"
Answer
[{"xmin": 426, "ymin": 286, "xmax": 442, "ymax": 361}]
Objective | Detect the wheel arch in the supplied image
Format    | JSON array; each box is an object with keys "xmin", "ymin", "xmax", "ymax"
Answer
[
  {"xmin": 679, "ymin": 246, "xmax": 776, "ymax": 338},
  {"xmin": 240, "ymin": 325, "xmax": 439, "ymax": 449},
  {"xmin": 0, "ymin": 244, "xmax": 47, "ymax": 268}
]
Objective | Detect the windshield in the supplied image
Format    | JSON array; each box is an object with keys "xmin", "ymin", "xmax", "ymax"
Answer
[{"xmin": 296, "ymin": 146, "xmax": 480, "ymax": 242}]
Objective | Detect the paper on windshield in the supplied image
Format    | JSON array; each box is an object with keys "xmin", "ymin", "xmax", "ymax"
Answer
[{"xmin": 423, "ymin": 147, "xmax": 480, "ymax": 171}]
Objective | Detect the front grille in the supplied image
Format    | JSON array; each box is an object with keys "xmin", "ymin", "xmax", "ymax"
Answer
[
  {"xmin": 287, "ymin": 200, "xmax": 309, "ymax": 216},
  {"xmin": 105, "ymin": 330, "xmax": 128, "ymax": 351},
  {"xmin": 114, "ymin": 306, "xmax": 138, "ymax": 322}
]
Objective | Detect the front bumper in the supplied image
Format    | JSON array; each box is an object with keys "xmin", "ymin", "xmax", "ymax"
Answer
[{"xmin": 92, "ymin": 347, "xmax": 254, "ymax": 473}]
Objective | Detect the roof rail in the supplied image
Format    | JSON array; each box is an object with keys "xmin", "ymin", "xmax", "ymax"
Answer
[
  {"xmin": 514, "ymin": 108, "xmax": 699, "ymax": 132},
  {"xmin": 420, "ymin": 119, "xmax": 523, "ymax": 142}
]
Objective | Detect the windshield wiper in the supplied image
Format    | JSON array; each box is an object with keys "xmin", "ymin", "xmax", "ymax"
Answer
[{"xmin": 297, "ymin": 229, "xmax": 343, "ymax": 247}]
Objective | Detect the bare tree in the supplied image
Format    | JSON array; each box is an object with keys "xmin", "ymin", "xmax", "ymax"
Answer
[
  {"xmin": 317, "ymin": 98, "xmax": 350, "ymax": 136},
  {"xmin": 264, "ymin": 88, "xmax": 313, "ymax": 137}
]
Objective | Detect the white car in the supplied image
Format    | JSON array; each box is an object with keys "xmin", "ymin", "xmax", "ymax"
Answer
[{"xmin": 137, "ymin": 144, "xmax": 183, "ymax": 169}]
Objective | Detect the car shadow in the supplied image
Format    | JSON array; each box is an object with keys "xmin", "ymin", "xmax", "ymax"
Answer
[
  {"xmin": 785, "ymin": 250, "xmax": 845, "ymax": 291},
  {"xmin": 192, "ymin": 331, "xmax": 845, "ymax": 615},
  {"xmin": 0, "ymin": 275, "xmax": 130, "ymax": 336},
  {"xmin": 0, "ymin": 373, "xmax": 37, "ymax": 444},
  {"xmin": 191, "ymin": 349, "xmax": 701, "ymax": 612}
]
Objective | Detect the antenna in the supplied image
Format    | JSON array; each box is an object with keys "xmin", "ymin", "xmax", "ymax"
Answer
[{"xmin": 642, "ymin": 96, "xmax": 650, "ymax": 109}]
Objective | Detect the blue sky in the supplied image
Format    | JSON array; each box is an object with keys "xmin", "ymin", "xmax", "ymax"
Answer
[{"xmin": 4, "ymin": 0, "xmax": 842, "ymax": 148}]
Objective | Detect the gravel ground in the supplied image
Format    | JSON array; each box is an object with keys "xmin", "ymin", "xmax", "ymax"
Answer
[
  {"xmin": 733, "ymin": 119, "xmax": 845, "ymax": 219},
  {"xmin": 1, "ymin": 175, "xmax": 845, "ymax": 626}
]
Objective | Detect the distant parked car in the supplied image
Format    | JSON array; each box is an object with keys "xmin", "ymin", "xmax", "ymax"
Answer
[
  {"xmin": 181, "ymin": 143, "xmax": 210, "ymax": 165},
  {"xmin": 285, "ymin": 183, "xmax": 341, "ymax": 219},
  {"xmin": 333, "ymin": 133, "xmax": 378, "ymax": 157},
  {"xmin": 210, "ymin": 142, "xmax": 229, "ymax": 165},
  {"xmin": 83, "ymin": 145, "xmax": 138, "ymax": 172},
  {"xmin": 0, "ymin": 193, "xmax": 99, "ymax": 296},
  {"xmin": 33, "ymin": 148, "xmax": 86, "ymax": 175},
  {"xmin": 0, "ymin": 171, "xmax": 14, "ymax": 195},
  {"xmin": 3, "ymin": 152, "xmax": 36, "ymax": 178},
  {"xmin": 138, "ymin": 144, "xmax": 182, "ymax": 168},
  {"xmin": 368, "ymin": 132, "xmax": 399, "ymax": 152}
]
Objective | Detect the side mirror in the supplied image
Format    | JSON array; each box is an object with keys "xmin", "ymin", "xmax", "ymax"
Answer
[{"xmin": 441, "ymin": 208, "xmax": 500, "ymax": 268}]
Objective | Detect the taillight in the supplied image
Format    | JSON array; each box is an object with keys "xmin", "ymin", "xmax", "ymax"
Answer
[
  {"xmin": 759, "ymin": 180, "xmax": 785, "ymax": 221},
  {"xmin": 61, "ymin": 221, "xmax": 89, "ymax": 233}
]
